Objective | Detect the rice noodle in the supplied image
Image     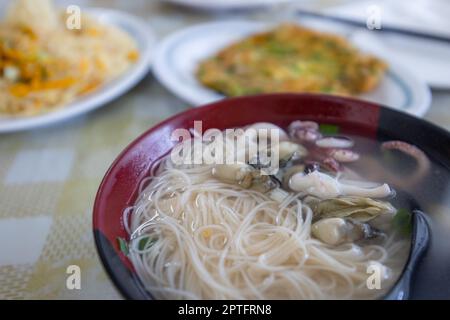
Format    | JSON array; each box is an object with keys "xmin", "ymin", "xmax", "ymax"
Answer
[{"xmin": 125, "ymin": 156, "xmax": 410, "ymax": 300}]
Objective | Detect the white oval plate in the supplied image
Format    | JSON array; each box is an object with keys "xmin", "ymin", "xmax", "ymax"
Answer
[
  {"xmin": 164, "ymin": 0, "xmax": 296, "ymax": 11},
  {"xmin": 350, "ymin": 30, "xmax": 450, "ymax": 90},
  {"xmin": 153, "ymin": 20, "xmax": 431, "ymax": 117},
  {"xmin": 0, "ymin": 8, "xmax": 155, "ymax": 133},
  {"xmin": 327, "ymin": 0, "xmax": 450, "ymax": 89}
]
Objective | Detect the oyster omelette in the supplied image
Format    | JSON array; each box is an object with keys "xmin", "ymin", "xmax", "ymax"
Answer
[{"xmin": 197, "ymin": 24, "xmax": 387, "ymax": 97}]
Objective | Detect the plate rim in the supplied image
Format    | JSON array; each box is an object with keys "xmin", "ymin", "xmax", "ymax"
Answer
[
  {"xmin": 163, "ymin": 0, "xmax": 296, "ymax": 11},
  {"xmin": 152, "ymin": 19, "xmax": 431, "ymax": 117},
  {"xmin": 0, "ymin": 7, "xmax": 156, "ymax": 133},
  {"xmin": 325, "ymin": 1, "xmax": 450, "ymax": 89}
]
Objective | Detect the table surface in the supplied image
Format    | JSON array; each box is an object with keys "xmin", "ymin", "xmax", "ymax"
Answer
[{"xmin": 0, "ymin": 0, "xmax": 449, "ymax": 299}]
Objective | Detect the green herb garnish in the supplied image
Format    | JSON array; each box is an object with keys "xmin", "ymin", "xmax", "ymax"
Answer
[
  {"xmin": 319, "ymin": 124, "xmax": 340, "ymax": 135},
  {"xmin": 117, "ymin": 237, "xmax": 129, "ymax": 256},
  {"xmin": 137, "ymin": 236, "xmax": 157, "ymax": 251},
  {"xmin": 392, "ymin": 208, "xmax": 413, "ymax": 236}
]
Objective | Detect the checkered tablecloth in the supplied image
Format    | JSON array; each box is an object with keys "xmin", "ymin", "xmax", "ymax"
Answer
[
  {"xmin": 0, "ymin": 75, "xmax": 186, "ymax": 299},
  {"xmin": 0, "ymin": 0, "xmax": 449, "ymax": 300}
]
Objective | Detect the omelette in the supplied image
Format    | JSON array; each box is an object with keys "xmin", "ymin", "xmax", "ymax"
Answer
[{"xmin": 197, "ymin": 24, "xmax": 387, "ymax": 97}]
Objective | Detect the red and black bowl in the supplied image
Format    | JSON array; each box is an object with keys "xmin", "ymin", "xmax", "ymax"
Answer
[{"xmin": 93, "ymin": 93, "xmax": 450, "ymax": 300}]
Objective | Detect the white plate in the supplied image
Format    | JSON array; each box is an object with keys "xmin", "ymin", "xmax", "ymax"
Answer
[
  {"xmin": 153, "ymin": 20, "xmax": 431, "ymax": 117},
  {"xmin": 350, "ymin": 30, "xmax": 450, "ymax": 90},
  {"xmin": 326, "ymin": 0, "xmax": 450, "ymax": 89},
  {"xmin": 0, "ymin": 8, "xmax": 155, "ymax": 133},
  {"xmin": 164, "ymin": 0, "xmax": 296, "ymax": 11}
]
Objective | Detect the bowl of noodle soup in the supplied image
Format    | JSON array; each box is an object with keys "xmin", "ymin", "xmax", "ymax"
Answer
[{"xmin": 93, "ymin": 93, "xmax": 450, "ymax": 300}]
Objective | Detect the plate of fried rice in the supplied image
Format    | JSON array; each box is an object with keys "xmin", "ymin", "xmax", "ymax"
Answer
[{"xmin": 0, "ymin": 0, "xmax": 155, "ymax": 132}]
